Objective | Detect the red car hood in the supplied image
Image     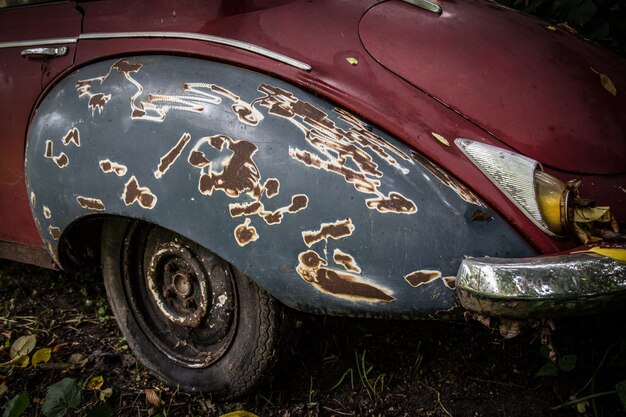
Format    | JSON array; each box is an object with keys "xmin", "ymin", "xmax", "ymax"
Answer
[{"xmin": 359, "ymin": 0, "xmax": 626, "ymax": 175}]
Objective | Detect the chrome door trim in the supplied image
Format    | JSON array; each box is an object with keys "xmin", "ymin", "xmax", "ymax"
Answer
[
  {"xmin": 0, "ymin": 37, "xmax": 77, "ymax": 49},
  {"xmin": 79, "ymin": 31, "xmax": 312, "ymax": 71}
]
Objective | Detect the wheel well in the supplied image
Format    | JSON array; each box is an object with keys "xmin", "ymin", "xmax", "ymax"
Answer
[{"xmin": 58, "ymin": 215, "xmax": 107, "ymax": 271}]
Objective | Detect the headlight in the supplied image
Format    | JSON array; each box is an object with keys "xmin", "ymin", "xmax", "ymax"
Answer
[{"xmin": 455, "ymin": 138, "xmax": 570, "ymax": 236}]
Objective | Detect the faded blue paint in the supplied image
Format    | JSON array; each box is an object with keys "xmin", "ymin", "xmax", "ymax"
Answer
[{"xmin": 25, "ymin": 55, "xmax": 535, "ymax": 318}]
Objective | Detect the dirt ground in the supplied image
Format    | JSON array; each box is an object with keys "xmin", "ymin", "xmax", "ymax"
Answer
[{"xmin": 1, "ymin": 259, "xmax": 625, "ymax": 417}]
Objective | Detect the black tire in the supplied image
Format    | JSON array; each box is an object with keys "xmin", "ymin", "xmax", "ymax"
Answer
[{"xmin": 101, "ymin": 218, "xmax": 287, "ymax": 399}]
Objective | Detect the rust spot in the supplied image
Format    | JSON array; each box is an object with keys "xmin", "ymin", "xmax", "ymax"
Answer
[
  {"xmin": 255, "ymin": 83, "xmax": 416, "ymax": 214},
  {"xmin": 333, "ymin": 249, "xmax": 361, "ymax": 273},
  {"xmin": 366, "ymin": 192, "xmax": 417, "ymax": 214},
  {"xmin": 76, "ymin": 80, "xmax": 91, "ymax": 96},
  {"xmin": 99, "ymin": 159, "xmax": 128, "ymax": 176},
  {"xmin": 45, "ymin": 140, "xmax": 69, "ymax": 168},
  {"xmin": 112, "ymin": 59, "xmax": 143, "ymax": 73},
  {"xmin": 53, "ymin": 153, "xmax": 69, "ymax": 168},
  {"xmin": 470, "ymin": 209, "xmax": 493, "ymax": 222},
  {"xmin": 44, "ymin": 140, "xmax": 53, "ymax": 158},
  {"xmin": 442, "ymin": 276, "xmax": 456, "ymax": 290},
  {"xmin": 229, "ymin": 201, "xmax": 263, "ymax": 217},
  {"xmin": 76, "ymin": 196, "xmax": 106, "ymax": 211},
  {"xmin": 188, "ymin": 150, "xmax": 210, "ymax": 168},
  {"xmin": 197, "ymin": 135, "xmax": 260, "ymax": 198},
  {"xmin": 62, "ymin": 128, "xmax": 80, "ymax": 147},
  {"xmin": 287, "ymin": 194, "xmax": 309, "ymax": 213},
  {"xmin": 88, "ymin": 93, "xmax": 111, "ymax": 115},
  {"xmin": 48, "ymin": 226, "xmax": 61, "ymax": 240},
  {"xmin": 234, "ymin": 218, "xmax": 258, "ymax": 246},
  {"xmin": 155, "ymin": 133, "xmax": 192, "ymax": 179},
  {"xmin": 263, "ymin": 211, "xmax": 283, "ymax": 224},
  {"xmin": 43, "ymin": 206, "xmax": 51, "ymax": 219},
  {"xmin": 404, "ymin": 270, "xmax": 442, "ymax": 288},
  {"xmin": 264, "ymin": 178, "xmax": 280, "ymax": 198},
  {"xmin": 132, "ymin": 109, "xmax": 146, "ymax": 118},
  {"xmin": 411, "ymin": 151, "xmax": 481, "ymax": 206},
  {"xmin": 302, "ymin": 219, "xmax": 355, "ymax": 247},
  {"xmin": 296, "ymin": 250, "xmax": 393, "ymax": 302},
  {"xmin": 123, "ymin": 176, "xmax": 157, "ymax": 209}
]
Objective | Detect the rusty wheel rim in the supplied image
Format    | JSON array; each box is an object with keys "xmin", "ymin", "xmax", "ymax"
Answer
[{"xmin": 123, "ymin": 224, "xmax": 237, "ymax": 368}]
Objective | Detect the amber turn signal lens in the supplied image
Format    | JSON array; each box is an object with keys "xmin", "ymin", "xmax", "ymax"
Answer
[{"xmin": 534, "ymin": 170, "xmax": 568, "ymax": 235}]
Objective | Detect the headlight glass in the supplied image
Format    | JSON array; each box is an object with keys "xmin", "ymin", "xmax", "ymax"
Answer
[{"xmin": 455, "ymin": 138, "xmax": 569, "ymax": 236}]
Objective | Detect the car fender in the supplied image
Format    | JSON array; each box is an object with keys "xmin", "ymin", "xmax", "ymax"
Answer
[{"xmin": 25, "ymin": 55, "xmax": 535, "ymax": 317}]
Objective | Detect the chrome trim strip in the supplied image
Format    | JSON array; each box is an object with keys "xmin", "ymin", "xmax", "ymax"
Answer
[
  {"xmin": 79, "ymin": 31, "xmax": 312, "ymax": 71},
  {"xmin": 401, "ymin": 0, "xmax": 443, "ymax": 14},
  {"xmin": 0, "ymin": 37, "xmax": 77, "ymax": 49}
]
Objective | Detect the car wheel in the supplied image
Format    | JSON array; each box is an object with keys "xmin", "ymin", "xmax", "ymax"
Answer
[{"xmin": 101, "ymin": 218, "xmax": 286, "ymax": 399}]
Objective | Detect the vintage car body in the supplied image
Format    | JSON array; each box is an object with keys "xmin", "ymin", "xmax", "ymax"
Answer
[{"xmin": 1, "ymin": 0, "xmax": 625, "ymax": 397}]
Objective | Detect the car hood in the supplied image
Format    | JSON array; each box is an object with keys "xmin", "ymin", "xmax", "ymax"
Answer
[{"xmin": 359, "ymin": 0, "xmax": 626, "ymax": 175}]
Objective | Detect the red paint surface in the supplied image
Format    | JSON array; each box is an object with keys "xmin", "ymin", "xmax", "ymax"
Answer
[
  {"xmin": 0, "ymin": 2, "xmax": 81, "ymax": 246},
  {"xmin": 360, "ymin": 0, "xmax": 626, "ymax": 175},
  {"xmin": 4, "ymin": 0, "xmax": 625, "ymax": 256}
]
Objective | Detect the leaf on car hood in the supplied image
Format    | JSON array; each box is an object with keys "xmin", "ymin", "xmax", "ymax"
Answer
[
  {"xmin": 575, "ymin": 246, "xmax": 626, "ymax": 262},
  {"xmin": 591, "ymin": 67, "xmax": 617, "ymax": 96},
  {"xmin": 574, "ymin": 206, "xmax": 611, "ymax": 223}
]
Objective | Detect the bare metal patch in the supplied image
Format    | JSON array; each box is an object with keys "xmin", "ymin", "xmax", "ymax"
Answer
[
  {"xmin": 76, "ymin": 196, "xmax": 106, "ymax": 211},
  {"xmin": 154, "ymin": 133, "xmax": 192, "ymax": 179},
  {"xmin": 48, "ymin": 226, "xmax": 61, "ymax": 240},
  {"xmin": 302, "ymin": 219, "xmax": 355, "ymax": 247},
  {"xmin": 404, "ymin": 270, "xmax": 442, "ymax": 288},
  {"xmin": 62, "ymin": 128, "xmax": 80, "ymax": 147},
  {"xmin": 122, "ymin": 176, "xmax": 157, "ymax": 209},
  {"xmin": 333, "ymin": 249, "xmax": 361, "ymax": 273},
  {"xmin": 99, "ymin": 159, "xmax": 128, "ymax": 176},
  {"xmin": 411, "ymin": 151, "xmax": 481, "ymax": 206},
  {"xmin": 43, "ymin": 206, "xmax": 51, "ymax": 219},
  {"xmin": 296, "ymin": 250, "xmax": 393, "ymax": 302},
  {"xmin": 234, "ymin": 218, "xmax": 258, "ymax": 246}
]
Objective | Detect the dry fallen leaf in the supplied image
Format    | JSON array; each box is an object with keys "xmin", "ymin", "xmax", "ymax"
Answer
[
  {"xmin": 10, "ymin": 335, "xmax": 36, "ymax": 359},
  {"xmin": 99, "ymin": 387, "xmax": 113, "ymax": 402},
  {"xmin": 219, "ymin": 412, "xmax": 260, "ymax": 417},
  {"xmin": 31, "ymin": 348, "xmax": 51, "ymax": 366},
  {"xmin": 499, "ymin": 319, "xmax": 522, "ymax": 339},
  {"xmin": 431, "ymin": 132, "xmax": 450, "ymax": 146},
  {"xmin": 87, "ymin": 375, "xmax": 104, "ymax": 391},
  {"xmin": 0, "ymin": 382, "xmax": 8, "ymax": 396},
  {"xmin": 145, "ymin": 388, "xmax": 162, "ymax": 407},
  {"xmin": 574, "ymin": 206, "xmax": 611, "ymax": 223},
  {"xmin": 1, "ymin": 355, "xmax": 31, "ymax": 368}
]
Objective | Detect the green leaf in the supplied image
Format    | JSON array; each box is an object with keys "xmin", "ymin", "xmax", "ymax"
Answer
[
  {"xmin": 87, "ymin": 404, "xmax": 113, "ymax": 417},
  {"xmin": 9, "ymin": 335, "xmax": 36, "ymax": 359},
  {"xmin": 42, "ymin": 378, "xmax": 81, "ymax": 417},
  {"xmin": 558, "ymin": 354, "xmax": 577, "ymax": 372},
  {"xmin": 536, "ymin": 362, "xmax": 559, "ymax": 376},
  {"xmin": 616, "ymin": 379, "xmax": 626, "ymax": 409},
  {"xmin": 2, "ymin": 392, "xmax": 30, "ymax": 417}
]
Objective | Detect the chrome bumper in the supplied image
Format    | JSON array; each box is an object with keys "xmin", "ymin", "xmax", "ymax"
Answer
[{"xmin": 456, "ymin": 251, "xmax": 626, "ymax": 318}]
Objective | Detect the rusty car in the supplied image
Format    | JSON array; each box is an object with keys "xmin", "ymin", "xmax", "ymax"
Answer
[{"xmin": 1, "ymin": 0, "xmax": 625, "ymax": 399}]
